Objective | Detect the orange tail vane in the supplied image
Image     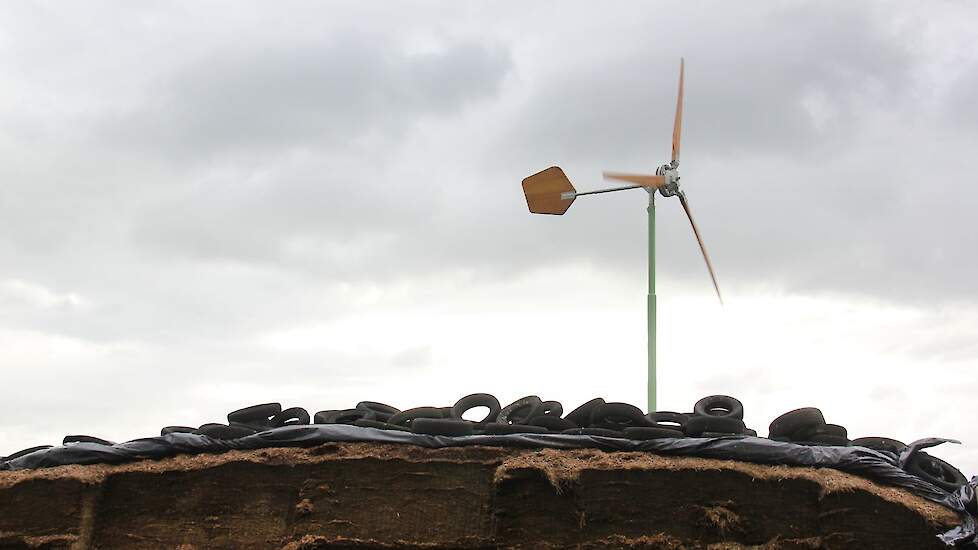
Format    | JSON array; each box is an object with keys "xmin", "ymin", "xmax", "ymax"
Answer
[
  {"xmin": 522, "ymin": 166, "xmax": 577, "ymax": 215},
  {"xmin": 602, "ymin": 172, "xmax": 666, "ymax": 188},
  {"xmin": 678, "ymin": 191, "xmax": 722, "ymax": 305},
  {"xmin": 672, "ymin": 58, "xmax": 684, "ymax": 164}
]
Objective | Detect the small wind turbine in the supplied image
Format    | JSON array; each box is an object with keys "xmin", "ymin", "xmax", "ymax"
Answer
[{"xmin": 520, "ymin": 58, "xmax": 721, "ymax": 413}]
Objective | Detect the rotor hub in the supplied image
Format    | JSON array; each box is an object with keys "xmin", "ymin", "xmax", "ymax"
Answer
[{"xmin": 658, "ymin": 164, "xmax": 680, "ymax": 197}]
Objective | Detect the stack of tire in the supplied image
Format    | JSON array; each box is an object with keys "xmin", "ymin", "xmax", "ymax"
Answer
[
  {"xmin": 767, "ymin": 407, "xmax": 968, "ymax": 492},
  {"xmin": 0, "ymin": 395, "xmax": 969, "ymax": 496},
  {"xmin": 857, "ymin": 438, "xmax": 968, "ymax": 492},
  {"xmin": 1, "ymin": 435, "xmax": 119, "ymax": 461},
  {"xmin": 309, "ymin": 394, "xmax": 759, "ymax": 440},
  {"xmin": 767, "ymin": 407, "xmax": 850, "ymax": 446},
  {"xmin": 684, "ymin": 395, "xmax": 757, "ymax": 437},
  {"xmin": 903, "ymin": 450, "xmax": 969, "ymax": 493},
  {"xmin": 160, "ymin": 403, "xmax": 311, "ymax": 439},
  {"xmin": 313, "ymin": 394, "xmax": 671, "ymax": 438}
]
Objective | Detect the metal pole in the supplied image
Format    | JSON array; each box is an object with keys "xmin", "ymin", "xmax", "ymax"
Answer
[
  {"xmin": 574, "ymin": 184, "xmax": 644, "ymax": 197},
  {"xmin": 562, "ymin": 184, "xmax": 644, "ymax": 202},
  {"xmin": 647, "ymin": 192, "xmax": 657, "ymax": 413}
]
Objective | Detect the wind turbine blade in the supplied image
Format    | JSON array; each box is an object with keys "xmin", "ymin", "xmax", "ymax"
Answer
[
  {"xmin": 672, "ymin": 58, "xmax": 684, "ymax": 164},
  {"xmin": 677, "ymin": 191, "xmax": 722, "ymax": 305},
  {"xmin": 602, "ymin": 172, "xmax": 666, "ymax": 188}
]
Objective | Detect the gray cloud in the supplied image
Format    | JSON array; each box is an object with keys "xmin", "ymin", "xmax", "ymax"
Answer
[
  {"xmin": 4, "ymin": 1, "xmax": 969, "ymax": 309},
  {"xmin": 500, "ymin": 3, "xmax": 918, "ymax": 168},
  {"xmin": 476, "ymin": 3, "xmax": 978, "ymax": 305},
  {"xmin": 99, "ymin": 35, "xmax": 511, "ymax": 159}
]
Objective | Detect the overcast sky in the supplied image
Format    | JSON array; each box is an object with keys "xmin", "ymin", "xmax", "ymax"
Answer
[{"xmin": 2, "ymin": 1, "xmax": 977, "ymax": 474}]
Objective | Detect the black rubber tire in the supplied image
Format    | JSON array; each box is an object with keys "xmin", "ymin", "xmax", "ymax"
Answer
[
  {"xmin": 387, "ymin": 406, "xmax": 446, "ymax": 427},
  {"xmin": 538, "ymin": 401, "xmax": 563, "ymax": 417},
  {"xmin": 528, "ymin": 415, "xmax": 577, "ymax": 432},
  {"xmin": 564, "ymin": 398, "xmax": 605, "ymax": 427},
  {"xmin": 623, "ymin": 426, "xmax": 684, "ymax": 440},
  {"xmin": 561, "ymin": 427, "xmax": 622, "ymax": 437},
  {"xmin": 197, "ymin": 423, "xmax": 257, "ymax": 440},
  {"xmin": 807, "ymin": 434, "xmax": 850, "ymax": 446},
  {"xmin": 356, "ymin": 401, "xmax": 400, "ymax": 414},
  {"xmin": 356, "ymin": 401, "xmax": 401, "ymax": 422},
  {"xmin": 410, "ymin": 418, "xmax": 474, "ymax": 437},
  {"xmin": 314, "ymin": 409, "xmax": 375, "ymax": 425},
  {"xmin": 227, "ymin": 403, "xmax": 282, "ymax": 425},
  {"xmin": 768, "ymin": 407, "xmax": 825, "ymax": 439},
  {"xmin": 823, "ymin": 424, "xmax": 848, "ymax": 438},
  {"xmin": 353, "ymin": 419, "xmax": 409, "ymax": 431},
  {"xmin": 497, "ymin": 396, "xmax": 543, "ymax": 425},
  {"xmin": 769, "ymin": 435, "xmax": 791, "ymax": 442},
  {"xmin": 851, "ymin": 437, "xmax": 907, "ymax": 453},
  {"xmin": 744, "ymin": 429, "xmax": 758, "ymax": 437},
  {"xmin": 234, "ymin": 420, "xmax": 275, "ymax": 431},
  {"xmin": 646, "ymin": 411, "xmax": 689, "ymax": 432},
  {"xmin": 686, "ymin": 415, "xmax": 746, "ymax": 436},
  {"xmin": 907, "ymin": 452, "xmax": 968, "ymax": 492},
  {"xmin": 699, "ymin": 432, "xmax": 746, "ymax": 438},
  {"xmin": 5, "ymin": 445, "xmax": 53, "ymax": 460},
  {"xmin": 271, "ymin": 407, "xmax": 310, "ymax": 427},
  {"xmin": 482, "ymin": 422, "xmax": 548, "ymax": 435},
  {"xmin": 693, "ymin": 395, "xmax": 744, "ymax": 420},
  {"xmin": 63, "ymin": 435, "xmax": 115, "ymax": 446},
  {"xmin": 792, "ymin": 423, "xmax": 847, "ymax": 441},
  {"xmin": 789, "ymin": 422, "xmax": 824, "ymax": 441},
  {"xmin": 589, "ymin": 402, "xmax": 647, "ymax": 430},
  {"xmin": 161, "ymin": 426, "xmax": 197, "ymax": 436},
  {"xmin": 226, "ymin": 422, "xmax": 262, "ymax": 435},
  {"xmin": 452, "ymin": 393, "xmax": 501, "ymax": 423}
]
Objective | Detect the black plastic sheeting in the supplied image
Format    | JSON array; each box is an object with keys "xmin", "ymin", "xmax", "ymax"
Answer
[{"xmin": 2, "ymin": 425, "xmax": 976, "ymax": 547}]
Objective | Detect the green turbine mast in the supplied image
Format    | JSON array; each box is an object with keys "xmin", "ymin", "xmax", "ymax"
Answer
[{"xmin": 520, "ymin": 59, "xmax": 722, "ymax": 413}]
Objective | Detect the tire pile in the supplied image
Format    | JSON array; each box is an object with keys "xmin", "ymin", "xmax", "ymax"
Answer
[{"xmin": 1, "ymin": 394, "xmax": 968, "ymax": 492}]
